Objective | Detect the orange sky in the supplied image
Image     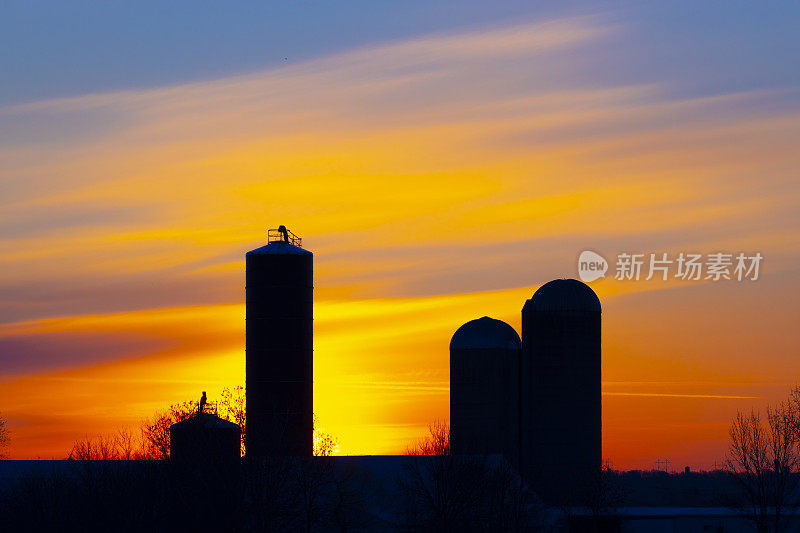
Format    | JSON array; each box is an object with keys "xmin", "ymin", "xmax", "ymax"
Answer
[{"xmin": 1, "ymin": 15, "xmax": 799, "ymax": 469}]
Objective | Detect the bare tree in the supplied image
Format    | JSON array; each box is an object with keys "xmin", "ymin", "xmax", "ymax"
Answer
[
  {"xmin": 69, "ymin": 433, "xmax": 119, "ymax": 460},
  {"xmin": 68, "ymin": 388, "xmax": 336, "ymax": 462},
  {"xmin": 138, "ymin": 411, "xmax": 174, "ymax": 460},
  {"xmin": 0, "ymin": 411, "xmax": 9, "ymax": 459},
  {"xmin": 313, "ymin": 414, "xmax": 339, "ymax": 457},
  {"xmin": 114, "ymin": 427, "xmax": 138, "ymax": 460},
  {"xmin": 140, "ymin": 397, "xmax": 207, "ymax": 460},
  {"xmin": 726, "ymin": 402, "xmax": 800, "ymax": 533},
  {"xmin": 68, "ymin": 429, "xmax": 142, "ymax": 460},
  {"xmin": 218, "ymin": 385, "xmax": 246, "ymax": 453},
  {"xmin": 137, "ymin": 388, "xmax": 246, "ymax": 459},
  {"xmin": 65, "ymin": 391, "xmax": 218, "ymax": 460},
  {"xmin": 406, "ymin": 419, "xmax": 450, "ymax": 456},
  {"xmin": 33, "ymin": 393, "xmax": 364, "ymax": 532}
]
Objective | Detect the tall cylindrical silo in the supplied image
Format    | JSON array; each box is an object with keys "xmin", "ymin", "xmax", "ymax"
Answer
[
  {"xmin": 520, "ymin": 279, "xmax": 601, "ymax": 505},
  {"xmin": 450, "ymin": 316, "xmax": 521, "ymax": 468},
  {"xmin": 246, "ymin": 227, "xmax": 313, "ymax": 457}
]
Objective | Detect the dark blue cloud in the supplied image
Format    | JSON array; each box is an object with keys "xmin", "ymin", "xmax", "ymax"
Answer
[
  {"xmin": 0, "ymin": 332, "xmax": 171, "ymax": 375},
  {"xmin": 0, "ymin": 0, "xmax": 561, "ymax": 106}
]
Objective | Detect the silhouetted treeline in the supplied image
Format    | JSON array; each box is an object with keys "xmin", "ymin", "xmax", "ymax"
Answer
[
  {"xmin": 13, "ymin": 407, "xmax": 788, "ymax": 531},
  {"xmin": 66, "ymin": 387, "xmax": 341, "ymax": 460},
  {"xmin": 0, "ymin": 455, "xmax": 546, "ymax": 532},
  {"xmin": 0, "ymin": 419, "xmax": 546, "ymax": 532}
]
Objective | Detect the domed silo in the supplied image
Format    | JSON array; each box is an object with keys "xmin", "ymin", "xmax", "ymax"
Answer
[
  {"xmin": 450, "ymin": 316, "xmax": 521, "ymax": 467},
  {"xmin": 246, "ymin": 226, "xmax": 313, "ymax": 457},
  {"xmin": 520, "ymin": 279, "xmax": 601, "ymax": 505}
]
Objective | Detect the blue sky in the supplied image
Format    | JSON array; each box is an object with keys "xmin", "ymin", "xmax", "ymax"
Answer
[{"xmin": 2, "ymin": 1, "xmax": 798, "ymax": 105}]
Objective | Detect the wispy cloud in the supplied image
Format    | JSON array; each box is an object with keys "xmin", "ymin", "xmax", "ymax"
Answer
[{"xmin": 604, "ymin": 392, "xmax": 760, "ymax": 400}]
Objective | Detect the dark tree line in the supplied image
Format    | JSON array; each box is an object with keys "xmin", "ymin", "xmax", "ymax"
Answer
[
  {"xmin": 0, "ymin": 388, "xmax": 359, "ymax": 532},
  {"xmin": 2, "ymin": 401, "xmax": 644, "ymax": 530},
  {"xmin": 67, "ymin": 386, "xmax": 337, "ymax": 460},
  {"xmin": 0, "ymin": 416, "xmax": 552, "ymax": 531}
]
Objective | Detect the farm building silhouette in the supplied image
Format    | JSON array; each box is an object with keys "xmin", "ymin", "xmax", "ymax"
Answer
[
  {"xmin": 239, "ymin": 226, "xmax": 602, "ymax": 505},
  {"xmin": 2, "ymin": 226, "xmax": 788, "ymax": 532}
]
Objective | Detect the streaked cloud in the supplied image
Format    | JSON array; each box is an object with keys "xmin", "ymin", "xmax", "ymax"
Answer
[{"xmin": 603, "ymin": 393, "xmax": 760, "ymax": 400}]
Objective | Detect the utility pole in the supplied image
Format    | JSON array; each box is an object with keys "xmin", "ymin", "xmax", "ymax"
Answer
[{"xmin": 655, "ymin": 458, "xmax": 671, "ymax": 472}]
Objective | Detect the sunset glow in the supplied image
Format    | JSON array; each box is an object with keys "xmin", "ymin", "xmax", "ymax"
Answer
[{"xmin": 2, "ymin": 5, "xmax": 799, "ymax": 471}]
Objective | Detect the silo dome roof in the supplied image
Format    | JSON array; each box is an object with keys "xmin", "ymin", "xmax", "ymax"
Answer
[
  {"xmin": 170, "ymin": 412, "xmax": 240, "ymax": 431},
  {"xmin": 247, "ymin": 241, "xmax": 312, "ymax": 256},
  {"xmin": 450, "ymin": 316, "xmax": 521, "ymax": 350},
  {"xmin": 526, "ymin": 279, "xmax": 601, "ymax": 312}
]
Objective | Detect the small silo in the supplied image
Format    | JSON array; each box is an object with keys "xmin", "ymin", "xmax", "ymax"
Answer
[
  {"xmin": 450, "ymin": 316, "xmax": 521, "ymax": 467},
  {"xmin": 520, "ymin": 279, "xmax": 601, "ymax": 505},
  {"xmin": 170, "ymin": 412, "xmax": 242, "ymax": 527},
  {"xmin": 170, "ymin": 412, "xmax": 242, "ymax": 467},
  {"xmin": 246, "ymin": 226, "xmax": 313, "ymax": 457}
]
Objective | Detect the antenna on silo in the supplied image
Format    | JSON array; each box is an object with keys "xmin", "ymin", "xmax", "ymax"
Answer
[{"xmin": 268, "ymin": 225, "xmax": 302, "ymax": 247}]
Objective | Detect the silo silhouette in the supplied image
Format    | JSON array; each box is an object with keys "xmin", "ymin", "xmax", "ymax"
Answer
[
  {"xmin": 450, "ymin": 316, "xmax": 521, "ymax": 467},
  {"xmin": 170, "ymin": 412, "xmax": 241, "ymax": 468},
  {"xmin": 246, "ymin": 226, "xmax": 313, "ymax": 457},
  {"xmin": 169, "ymin": 412, "xmax": 241, "ymax": 528},
  {"xmin": 520, "ymin": 279, "xmax": 601, "ymax": 504}
]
